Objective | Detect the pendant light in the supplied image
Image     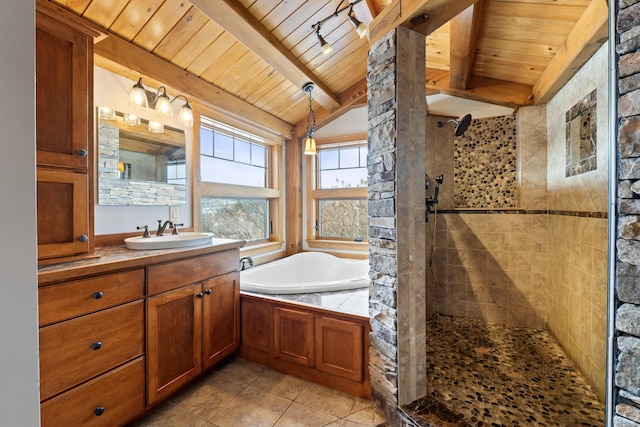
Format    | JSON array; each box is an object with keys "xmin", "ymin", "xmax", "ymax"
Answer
[{"xmin": 302, "ymin": 82, "xmax": 317, "ymax": 156}]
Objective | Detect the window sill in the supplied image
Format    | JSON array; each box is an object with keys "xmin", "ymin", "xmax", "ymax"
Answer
[
  {"xmin": 305, "ymin": 240, "xmax": 369, "ymax": 259},
  {"xmin": 240, "ymin": 241, "xmax": 285, "ymax": 265}
]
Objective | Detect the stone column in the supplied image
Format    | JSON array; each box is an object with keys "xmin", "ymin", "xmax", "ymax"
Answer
[
  {"xmin": 615, "ymin": 1, "xmax": 640, "ymax": 425},
  {"xmin": 368, "ymin": 26, "xmax": 427, "ymax": 422}
]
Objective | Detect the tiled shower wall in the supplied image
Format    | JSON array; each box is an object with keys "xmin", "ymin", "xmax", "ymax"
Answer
[
  {"xmin": 545, "ymin": 43, "xmax": 609, "ymax": 400},
  {"xmin": 425, "ymin": 43, "xmax": 608, "ymax": 401}
]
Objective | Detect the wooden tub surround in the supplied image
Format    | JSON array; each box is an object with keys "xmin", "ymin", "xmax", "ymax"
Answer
[
  {"xmin": 240, "ymin": 293, "xmax": 371, "ymax": 399},
  {"xmin": 37, "ymin": 240, "xmax": 244, "ymax": 427}
]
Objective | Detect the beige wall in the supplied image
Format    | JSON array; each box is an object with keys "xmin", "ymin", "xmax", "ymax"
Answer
[{"xmin": 545, "ymin": 43, "xmax": 609, "ymax": 400}]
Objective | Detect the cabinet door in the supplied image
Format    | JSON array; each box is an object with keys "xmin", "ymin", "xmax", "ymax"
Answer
[
  {"xmin": 36, "ymin": 11, "xmax": 91, "ymax": 170},
  {"xmin": 315, "ymin": 317, "xmax": 364, "ymax": 382},
  {"xmin": 146, "ymin": 283, "xmax": 202, "ymax": 405},
  {"xmin": 37, "ymin": 168, "xmax": 89, "ymax": 260},
  {"xmin": 273, "ymin": 308, "xmax": 315, "ymax": 367},
  {"xmin": 202, "ymin": 272, "xmax": 240, "ymax": 369}
]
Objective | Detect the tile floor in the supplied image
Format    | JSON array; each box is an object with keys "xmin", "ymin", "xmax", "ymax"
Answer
[
  {"xmin": 128, "ymin": 358, "xmax": 386, "ymax": 427},
  {"xmin": 402, "ymin": 315, "xmax": 606, "ymax": 426}
]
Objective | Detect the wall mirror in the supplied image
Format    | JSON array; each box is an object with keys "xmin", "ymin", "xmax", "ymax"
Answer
[
  {"xmin": 566, "ymin": 89, "xmax": 597, "ymax": 177},
  {"xmin": 97, "ymin": 108, "xmax": 187, "ymax": 205}
]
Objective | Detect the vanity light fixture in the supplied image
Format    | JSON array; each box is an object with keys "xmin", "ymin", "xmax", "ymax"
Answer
[
  {"xmin": 129, "ymin": 77, "xmax": 148, "ymax": 109},
  {"xmin": 98, "ymin": 106, "xmax": 116, "ymax": 120},
  {"xmin": 154, "ymin": 86, "xmax": 173, "ymax": 118},
  {"xmin": 128, "ymin": 77, "xmax": 194, "ymax": 127},
  {"xmin": 302, "ymin": 82, "xmax": 317, "ymax": 156},
  {"xmin": 312, "ymin": 0, "xmax": 368, "ymax": 55}
]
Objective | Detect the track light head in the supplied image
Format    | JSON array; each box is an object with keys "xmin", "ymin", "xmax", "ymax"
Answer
[
  {"xmin": 316, "ymin": 27, "xmax": 333, "ymax": 56},
  {"xmin": 348, "ymin": 7, "xmax": 367, "ymax": 38}
]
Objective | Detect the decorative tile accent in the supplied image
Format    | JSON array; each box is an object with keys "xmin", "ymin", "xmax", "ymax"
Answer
[
  {"xmin": 453, "ymin": 115, "xmax": 518, "ymax": 208},
  {"xmin": 565, "ymin": 89, "xmax": 598, "ymax": 177}
]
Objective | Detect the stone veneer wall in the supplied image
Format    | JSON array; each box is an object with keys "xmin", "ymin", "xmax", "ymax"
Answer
[
  {"xmin": 615, "ymin": 0, "xmax": 640, "ymax": 424},
  {"xmin": 453, "ymin": 115, "xmax": 518, "ymax": 208},
  {"xmin": 368, "ymin": 27, "xmax": 426, "ymax": 424},
  {"xmin": 97, "ymin": 124, "xmax": 186, "ymax": 206}
]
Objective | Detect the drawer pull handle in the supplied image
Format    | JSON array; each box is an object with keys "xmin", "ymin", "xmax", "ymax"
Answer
[
  {"xmin": 205, "ymin": 289, "xmax": 212, "ymax": 295},
  {"xmin": 93, "ymin": 291, "xmax": 104, "ymax": 300},
  {"xmin": 77, "ymin": 148, "xmax": 88, "ymax": 157},
  {"xmin": 78, "ymin": 235, "xmax": 89, "ymax": 243},
  {"xmin": 91, "ymin": 341, "xmax": 102, "ymax": 350},
  {"xmin": 94, "ymin": 406, "xmax": 105, "ymax": 416},
  {"xmin": 196, "ymin": 292, "xmax": 204, "ymax": 299}
]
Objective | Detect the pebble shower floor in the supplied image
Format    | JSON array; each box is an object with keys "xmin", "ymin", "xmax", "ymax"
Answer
[{"xmin": 402, "ymin": 315, "xmax": 605, "ymax": 426}]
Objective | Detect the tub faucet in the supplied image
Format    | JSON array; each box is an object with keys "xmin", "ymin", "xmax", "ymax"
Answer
[
  {"xmin": 156, "ymin": 219, "xmax": 173, "ymax": 236},
  {"xmin": 239, "ymin": 256, "xmax": 254, "ymax": 271}
]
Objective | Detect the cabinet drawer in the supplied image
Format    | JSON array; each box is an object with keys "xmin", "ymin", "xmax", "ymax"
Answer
[
  {"xmin": 40, "ymin": 301, "xmax": 144, "ymax": 400},
  {"xmin": 41, "ymin": 357, "xmax": 145, "ymax": 427},
  {"xmin": 147, "ymin": 249, "xmax": 238, "ymax": 295},
  {"xmin": 39, "ymin": 269, "xmax": 144, "ymax": 326}
]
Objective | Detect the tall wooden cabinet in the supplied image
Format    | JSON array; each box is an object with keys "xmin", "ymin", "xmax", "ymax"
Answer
[{"xmin": 36, "ymin": 6, "xmax": 96, "ymax": 263}]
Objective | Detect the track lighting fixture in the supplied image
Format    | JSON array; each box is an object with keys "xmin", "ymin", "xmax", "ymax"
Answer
[
  {"xmin": 312, "ymin": 0, "xmax": 368, "ymax": 55},
  {"xmin": 302, "ymin": 82, "xmax": 317, "ymax": 156},
  {"xmin": 348, "ymin": 6, "xmax": 367, "ymax": 38},
  {"xmin": 316, "ymin": 27, "xmax": 333, "ymax": 56},
  {"xmin": 127, "ymin": 77, "xmax": 194, "ymax": 128}
]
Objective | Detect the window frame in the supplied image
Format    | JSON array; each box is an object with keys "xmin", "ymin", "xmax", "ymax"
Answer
[
  {"xmin": 305, "ymin": 135, "xmax": 369, "ymax": 253},
  {"xmin": 194, "ymin": 112, "xmax": 283, "ymax": 253}
]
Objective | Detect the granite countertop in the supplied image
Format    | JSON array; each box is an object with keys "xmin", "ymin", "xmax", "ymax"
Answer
[{"xmin": 38, "ymin": 238, "xmax": 245, "ymax": 286}]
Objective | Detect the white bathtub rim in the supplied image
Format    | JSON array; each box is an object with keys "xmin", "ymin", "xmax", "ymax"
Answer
[{"xmin": 240, "ymin": 252, "xmax": 369, "ymax": 294}]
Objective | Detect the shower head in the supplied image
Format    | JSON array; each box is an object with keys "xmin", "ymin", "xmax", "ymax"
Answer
[{"xmin": 437, "ymin": 113, "xmax": 473, "ymax": 137}]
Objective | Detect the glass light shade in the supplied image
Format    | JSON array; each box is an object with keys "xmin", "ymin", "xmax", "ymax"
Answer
[
  {"xmin": 129, "ymin": 78, "xmax": 148, "ymax": 109},
  {"xmin": 124, "ymin": 113, "xmax": 140, "ymax": 126},
  {"xmin": 98, "ymin": 106, "xmax": 116, "ymax": 120},
  {"xmin": 349, "ymin": 13, "xmax": 368, "ymax": 39},
  {"xmin": 148, "ymin": 121, "xmax": 164, "ymax": 133},
  {"xmin": 321, "ymin": 40, "xmax": 333, "ymax": 56},
  {"xmin": 178, "ymin": 103, "xmax": 194, "ymax": 127},
  {"xmin": 303, "ymin": 136, "xmax": 316, "ymax": 155},
  {"xmin": 155, "ymin": 93, "xmax": 173, "ymax": 118},
  {"xmin": 355, "ymin": 22, "xmax": 368, "ymax": 38}
]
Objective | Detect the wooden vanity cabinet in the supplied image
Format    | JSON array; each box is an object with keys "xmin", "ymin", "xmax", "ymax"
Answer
[
  {"xmin": 36, "ymin": 7, "xmax": 96, "ymax": 263},
  {"xmin": 146, "ymin": 251, "xmax": 240, "ymax": 405}
]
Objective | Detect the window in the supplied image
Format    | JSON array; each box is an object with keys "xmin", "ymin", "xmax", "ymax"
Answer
[
  {"xmin": 196, "ymin": 116, "xmax": 281, "ymax": 247},
  {"xmin": 306, "ymin": 139, "xmax": 369, "ymax": 250},
  {"xmin": 199, "ymin": 121, "xmax": 267, "ymax": 187},
  {"xmin": 201, "ymin": 197, "xmax": 269, "ymax": 241}
]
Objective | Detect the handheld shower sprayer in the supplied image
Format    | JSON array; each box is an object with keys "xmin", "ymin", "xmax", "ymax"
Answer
[
  {"xmin": 434, "ymin": 175, "xmax": 443, "ymax": 200},
  {"xmin": 426, "ymin": 175, "xmax": 444, "ymax": 222}
]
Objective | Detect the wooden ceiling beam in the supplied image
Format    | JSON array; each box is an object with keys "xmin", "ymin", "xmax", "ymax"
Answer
[
  {"xmin": 294, "ymin": 78, "xmax": 368, "ymax": 138},
  {"xmin": 353, "ymin": 0, "xmax": 377, "ymax": 26},
  {"xmin": 449, "ymin": 1, "xmax": 483, "ymax": 89},
  {"xmin": 531, "ymin": 0, "xmax": 608, "ymax": 104},
  {"xmin": 94, "ymin": 34, "xmax": 293, "ymax": 139},
  {"xmin": 427, "ymin": 68, "xmax": 534, "ymax": 107},
  {"xmin": 190, "ymin": 0, "xmax": 340, "ymax": 113},
  {"xmin": 369, "ymin": 0, "xmax": 477, "ymax": 44}
]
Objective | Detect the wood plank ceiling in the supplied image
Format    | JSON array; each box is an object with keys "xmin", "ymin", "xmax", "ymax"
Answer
[{"xmin": 46, "ymin": 0, "xmax": 608, "ymax": 137}]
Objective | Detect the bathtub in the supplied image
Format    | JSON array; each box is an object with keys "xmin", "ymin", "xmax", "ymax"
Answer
[{"xmin": 240, "ymin": 252, "xmax": 369, "ymax": 294}]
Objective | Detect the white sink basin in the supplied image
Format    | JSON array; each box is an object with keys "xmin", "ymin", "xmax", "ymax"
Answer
[{"xmin": 124, "ymin": 232, "xmax": 214, "ymax": 250}]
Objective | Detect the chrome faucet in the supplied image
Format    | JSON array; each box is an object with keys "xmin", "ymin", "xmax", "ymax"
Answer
[
  {"xmin": 239, "ymin": 256, "xmax": 254, "ymax": 270},
  {"xmin": 156, "ymin": 219, "xmax": 173, "ymax": 236}
]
